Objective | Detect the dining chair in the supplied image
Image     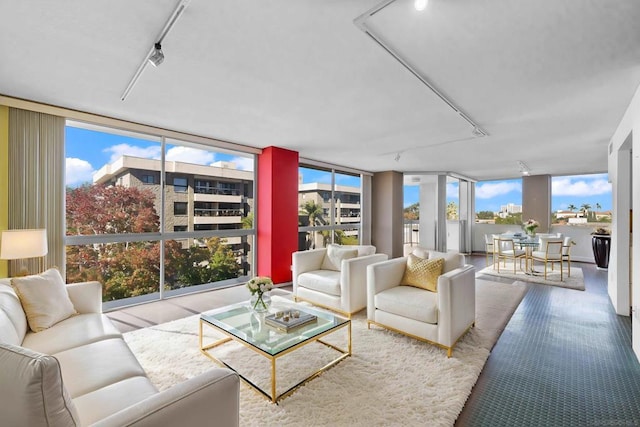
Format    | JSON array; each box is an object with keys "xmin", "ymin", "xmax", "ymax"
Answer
[
  {"xmin": 531, "ymin": 237, "xmax": 564, "ymax": 281},
  {"xmin": 495, "ymin": 238, "xmax": 526, "ymax": 274},
  {"xmin": 561, "ymin": 236, "xmax": 573, "ymax": 277},
  {"xmin": 484, "ymin": 234, "xmax": 494, "ymax": 266}
]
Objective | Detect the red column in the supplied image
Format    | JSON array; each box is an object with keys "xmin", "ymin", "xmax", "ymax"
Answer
[{"xmin": 257, "ymin": 146, "xmax": 299, "ymax": 284}]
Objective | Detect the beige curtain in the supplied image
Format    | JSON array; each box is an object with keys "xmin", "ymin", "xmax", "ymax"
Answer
[{"xmin": 8, "ymin": 108, "xmax": 65, "ymax": 276}]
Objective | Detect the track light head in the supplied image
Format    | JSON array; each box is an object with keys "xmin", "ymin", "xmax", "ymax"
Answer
[
  {"xmin": 517, "ymin": 160, "xmax": 531, "ymax": 176},
  {"xmin": 148, "ymin": 43, "xmax": 164, "ymax": 67},
  {"xmin": 472, "ymin": 126, "xmax": 485, "ymax": 137}
]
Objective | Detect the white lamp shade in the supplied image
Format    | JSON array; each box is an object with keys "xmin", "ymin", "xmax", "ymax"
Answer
[{"xmin": 0, "ymin": 229, "xmax": 48, "ymax": 260}]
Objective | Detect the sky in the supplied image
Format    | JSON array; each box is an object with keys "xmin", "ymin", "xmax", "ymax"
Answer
[
  {"xmin": 65, "ymin": 126, "xmax": 254, "ymax": 187},
  {"xmin": 66, "ymin": 125, "xmax": 611, "ymax": 213}
]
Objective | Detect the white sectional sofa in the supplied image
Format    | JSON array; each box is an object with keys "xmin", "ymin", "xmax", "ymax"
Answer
[{"xmin": 0, "ymin": 277, "xmax": 239, "ymax": 427}]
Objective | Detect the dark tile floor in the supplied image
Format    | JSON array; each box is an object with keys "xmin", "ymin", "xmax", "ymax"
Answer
[{"xmin": 456, "ymin": 255, "xmax": 640, "ymax": 426}]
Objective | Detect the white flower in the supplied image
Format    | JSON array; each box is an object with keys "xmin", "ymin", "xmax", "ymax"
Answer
[{"xmin": 246, "ymin": 276, "xmax": 273, "ymax": 294}]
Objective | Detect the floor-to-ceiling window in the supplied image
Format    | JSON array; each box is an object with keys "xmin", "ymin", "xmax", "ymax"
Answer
[
  {"xmin": 64, "ymin": 122, "xmax": 255, "ymax": 309},
  {"xmin": 298, "ymin": 165, "xmax": 362, "ymax": 250},
  {"xmin": 551, "ymin": 173, "xmax": 612, "ymax": 229},
  {"xmin": 474, "ymin": 178, "xmax": 523, "ymax": 225}
]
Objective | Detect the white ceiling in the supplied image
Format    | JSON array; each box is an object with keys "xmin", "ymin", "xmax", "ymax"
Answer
[{"xmin": 1, "ymin": 0, "xmax": 640, "ymax": 181}]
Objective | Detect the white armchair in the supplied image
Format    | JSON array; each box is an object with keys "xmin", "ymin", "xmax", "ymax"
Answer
[
  {"xmin": 366, "ymin": 249, "xmax": 475, "ymax": 357},
  {"xmin": 292, "ymin": 244, "xmax": 388, "ymax": 317}
]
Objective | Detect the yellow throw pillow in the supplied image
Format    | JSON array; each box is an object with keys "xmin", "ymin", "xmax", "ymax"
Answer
[
  {"xmin": 11, "ymin": 268, "xmax": 77, "ymax": 332},
  {"xmin": 400, "ymin": 254, "xmax": 444, "ymax": 293}
]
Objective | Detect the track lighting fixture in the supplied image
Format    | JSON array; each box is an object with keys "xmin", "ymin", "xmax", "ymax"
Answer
[
  {"xmin": 148, "ymin": 43, "xmax": 164, "ymax": 67},
  {"xmin": 354, "ymin": 1, "xmax": 489, "ymax": 138},
  {"xmin": 517, "ymin": 160, "xmax": 531, "ymax": 176},
  {"xmin": 472, "ymin": 126, "xmax": 486, "ymax": 137},
  {"xmin": 121, "ymin": 0, "xmax": 190, "ymax": 101}
]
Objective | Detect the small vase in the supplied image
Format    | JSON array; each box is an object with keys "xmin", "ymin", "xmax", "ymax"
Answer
[{"xmin": 250, "ymin": 292, "xmax": 271, "ymax": 313}]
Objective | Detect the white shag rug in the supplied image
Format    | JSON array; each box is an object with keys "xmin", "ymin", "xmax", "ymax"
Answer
[
  {"xmin": 478, "ymin": 263, "xmax": 585, "ymax": 291},
  {"xmin": 124, "ymin": 279, "xmax": 527, "ymax": 427}
]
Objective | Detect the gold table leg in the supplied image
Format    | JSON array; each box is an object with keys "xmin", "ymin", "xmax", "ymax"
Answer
[{"xmin": 199, "ymin": 318, "xmax": 351, "ymax": 404}]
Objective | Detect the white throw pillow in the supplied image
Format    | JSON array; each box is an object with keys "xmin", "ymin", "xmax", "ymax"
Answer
[
  {"xmin": 11, "ymin": 268, "xmax": 77, "ymax": 333},
  {"xmin": 321, "ymin": 244, "xmax": 359, "ymax": 271}
]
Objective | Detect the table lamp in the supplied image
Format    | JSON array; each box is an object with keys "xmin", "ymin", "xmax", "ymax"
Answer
[{"xmin": 0, "ymin": 229, "xmax": 48, "ymax": 276}]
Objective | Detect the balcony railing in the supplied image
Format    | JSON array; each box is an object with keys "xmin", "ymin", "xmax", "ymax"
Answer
[
  {"xmin": 194, "ymin": 208, "xmax": 244, "ymax": 217},
  {"xmin": 194, "ymin": 187, "xmax": 241, "ymax": 196}
]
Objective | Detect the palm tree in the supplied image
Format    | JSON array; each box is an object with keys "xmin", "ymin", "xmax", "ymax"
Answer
[
  {"xmin": 567, "ymin": 204, "xmax": 577, "ymax": 212},
  {"xmin": 580, "ymin": 203, "xmax": 591, "ymax": 217},
  {"xmin": 241, "ymin": 212, "xmax": 253, "ymax": 229},
  {"xmin": 301, "ymin": 200, "xmax": 324, "ymax": 249},
  {"xmin": 301, "ymin": 200, "xmax": 323, "ymax": 226},
  {"xmin": 595, "ymin": 202, "xmax": 602, "ymax": 211}
]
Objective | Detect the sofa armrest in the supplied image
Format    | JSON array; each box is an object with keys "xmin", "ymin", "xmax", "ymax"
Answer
[
  {"xmin": 366, "ymin": 257, "xmax": 407, "ymax": 320},
  {"xmin": 92, "ymin": 369, "xmax": 240, "ymax": 427},
  {"xmin": 437, "ymin": 265, "xmax": 476, "ymax": 347},
  {"xmin": 66, "ymin": 281, "xmax": 103, "ymax": 314},
  {"xmin": 292, "ymin": 249, "xmax": 327, "ymax": 292},
  {"xmin": 341, "ymin": 253, "xmax": 388, "ymax": 312}
]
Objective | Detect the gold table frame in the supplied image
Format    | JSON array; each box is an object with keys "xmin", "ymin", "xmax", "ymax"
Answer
[{"xmin": 199, "ymin": 303, "xmax": 351, "ymax": 404}]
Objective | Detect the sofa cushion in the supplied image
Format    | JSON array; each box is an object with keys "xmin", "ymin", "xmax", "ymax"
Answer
[
  {"xmin": 375, "ymin": 285, "xmax": 439, "ymax": 324},
  {"xmin": 409, "ymin": 246, "xmax": 430, "ymax": 259},
  {"xmin": 11, "ymin": 268, "xmax": 77, "ymax": 332},
  {"xmin": 400, "ymin": 255, "xmax": 443, "ymax": 293},
  {"xmin": 0, "ymin": 342, "xmax": 81, "ymax": 427},
  {"xmin": 22, "ymin": 313, "xmax": 122, "ymax": 355},
  {"xmin": 0, "ymin": 281, "xmax": 28, "ymax": 345},
  {"xmin": 297, "ymin": 270, "xmax": 342, "ymax": 296},
  {"xmin": 355, "ymin": 245, "xmax": 376, "ymax": 257},
  {"xmin": 73, "ymin": 376, "xmax": 157, "ymax": 426},
  {"xmin": 53, "ymin": 338, "xmax": 147, "ymax": 398},
  {"xmin": 428, "ymin": 250, "xmax": 465, "ymax": 273},
  {"xmin": 321, "ymin": 244, "xmax": 358, "ymax": 271}
]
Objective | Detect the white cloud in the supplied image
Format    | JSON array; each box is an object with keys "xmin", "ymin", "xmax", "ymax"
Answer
[
  {"xmin": 166, "ymin": 146, "xmax": 216, "ymax": 164},
  {"xmin": 476, "ymin": 181, "xmax": 521, "ymax": 199},
  {"xmin": 66, "ymin": 157, "xmax": 95, "ymax": 186},
  {"xmin": 103, "ymin": 144, "xmax": 161, "ymax": 163},
  {"xmin": 229, "ymin": 156, "xmax": 254, "ymax": 171},
  {"xmin": 552, "ymin": 176, "xmax": 611, "ymax": 196}
]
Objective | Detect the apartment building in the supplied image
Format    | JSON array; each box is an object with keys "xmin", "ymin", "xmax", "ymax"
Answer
[
  {"xmin": 297, "ymin": 180, "xmax": 361, "ymax": 225},
  {"xmin": 93, "ymin": 155, "xmax": 254, "ymax": 250}
]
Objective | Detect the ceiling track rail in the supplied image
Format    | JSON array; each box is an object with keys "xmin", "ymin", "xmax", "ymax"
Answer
[{"xmin": 353, "ymin": 0, "xmax": 488, "ymax": 137}]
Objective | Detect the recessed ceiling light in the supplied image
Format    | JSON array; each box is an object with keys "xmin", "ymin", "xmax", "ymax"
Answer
[{"xmin": 414, "ymin": 0, "xmax": 428, "ymax": 11}]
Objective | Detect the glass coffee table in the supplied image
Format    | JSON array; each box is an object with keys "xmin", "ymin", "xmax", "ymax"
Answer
[{"xmin": 199, "ymin": 298, "xmax": 351, "ymax": 403}]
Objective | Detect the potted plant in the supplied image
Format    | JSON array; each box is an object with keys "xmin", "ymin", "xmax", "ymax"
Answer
[{"xmin": 591, "ymin": 227, "xmax": 611, "ymax": 269}]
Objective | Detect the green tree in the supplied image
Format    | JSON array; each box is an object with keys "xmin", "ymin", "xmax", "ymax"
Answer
[
  {"xmin": 301, "ymin": 200, "xmax": 324, "ymax": 226},
  {"xmin": 301, "ymin": 200, "xmax": 325, "ymax": 249},
  {"xmin": 495, "ymin": 213, "xmax": 523, "ymax": 225},
  {"xmin": 580, "ymin": 203, "xmax": 592, "ymax": 217},
  {"xmin": 404, "ymin": 202, "xmax": 420, "ymax": 220},
  {"xmin": 567, "ymin": 204, "xmax": 577, "ymax": 212},
  {"xmin": 476, "ymin": 211, "xmax": 495, "ymax": 220},
  {"xmin": 242, "ymin": 212, "xmax": 253, "ymax": 229},
  {"xmin": 66, "ymin": 185, "xmax": 241, "ymax": 302},
  {"xmin": 446, "ymin": 201, "xmax": 458, "ymax": 220}
]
